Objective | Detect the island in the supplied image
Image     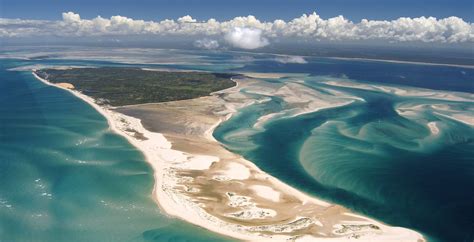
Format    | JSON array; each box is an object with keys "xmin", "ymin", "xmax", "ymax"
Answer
[
  {"xmin": 32, "ymin": 67, "xmax": 424, "ymax": 241},
  {"xmin": 34, "ymin": 67, "xmax": 236, "ymax": 106}
]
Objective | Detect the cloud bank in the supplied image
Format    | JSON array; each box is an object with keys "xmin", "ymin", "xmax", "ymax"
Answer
[{"xmin": 1, "ymin": 11, "xmax": 473, "ymax": 48}]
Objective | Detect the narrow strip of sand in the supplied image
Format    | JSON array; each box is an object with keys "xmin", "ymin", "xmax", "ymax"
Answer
[
  {"xmin": 33, "ymin": 70, "xmax": 425, "ymax": 241},
  {"xmin": 330, "ymin": 57, "xmax": 474, "ymax": 69}
]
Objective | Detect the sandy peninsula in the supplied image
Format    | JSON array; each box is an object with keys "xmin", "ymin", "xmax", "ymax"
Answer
[{"xmin": 33, "ymin": 70, "xmax": 425, "ymax": 241}]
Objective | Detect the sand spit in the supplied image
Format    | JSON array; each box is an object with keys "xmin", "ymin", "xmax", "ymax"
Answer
[
  {"xmin": 324, "ymin": 79, "xmax": 474, "ymax": 103},
  {"xmin": 240, "ymin": 72, "xmax": 300, "ymax": 79},
  {"xmin": 330, "ymin": 57, "xmax": 474, "ymax": 69},
  {"xmin": 33, "ymin": 71, "xmax": 424, "ymax": 241},
  {"xmin": 325, "ymin": 79, "xmax": 474, "ymax": 130}
]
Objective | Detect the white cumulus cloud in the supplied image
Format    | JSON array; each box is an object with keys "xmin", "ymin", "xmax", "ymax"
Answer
[
  {"xmin": 194, "ymin": 38, "xmax": 220, "ymax": 49},
  {"xmin": 62, "ymin": 12, "xmax": 81, "ymax": 22},
  {"xmin": 224, "ymin": 27, "xmax": 269, "ymax": 49},
  {"xmin": 178, "ymin": 15, "xmax": 197, "ymax": 23},
  {"xmin": 274, "ymin": 55, "xmax": 307, "ymax": 64}
]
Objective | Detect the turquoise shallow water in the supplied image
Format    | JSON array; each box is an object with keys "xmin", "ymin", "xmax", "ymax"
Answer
[
  {"xmin": 0, "ymin": 59, "xmax": 233, "ymax": 241},
  {"xmin": 1, "ymin": 47, "xmax": 473, "ymax": 242},
  {"xmin": 214, "ymin": 76, "xmax": 474, "ymax": 242}
]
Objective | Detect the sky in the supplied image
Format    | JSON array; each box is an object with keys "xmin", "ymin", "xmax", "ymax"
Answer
[
  {"xmin": 1, "ymin": 0, "xmax": 473, "ymax": 22},
  {"xmin": 0, "ymin": 0, "xmax": 473, "ymax": 49}
]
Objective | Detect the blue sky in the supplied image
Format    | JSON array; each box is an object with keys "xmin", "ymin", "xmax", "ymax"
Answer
[{"xmin": 1, "ymin": 0, "xmax": 473, "ymax": 21}]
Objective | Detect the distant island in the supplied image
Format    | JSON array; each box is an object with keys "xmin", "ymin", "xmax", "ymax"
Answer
[{"xmin": 34, "ymin": 67, "xmax": 236, "ymax": 106}]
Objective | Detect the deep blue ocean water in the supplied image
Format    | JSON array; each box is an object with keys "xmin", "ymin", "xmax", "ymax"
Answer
[{"xmin": 1, "ymin": 47, "xmax": 473, "ymax": 242}]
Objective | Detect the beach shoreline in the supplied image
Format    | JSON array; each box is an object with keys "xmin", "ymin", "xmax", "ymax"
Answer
[{"xmin": 32, "ymin": 70, "xmax": 425, "ymax": 241}]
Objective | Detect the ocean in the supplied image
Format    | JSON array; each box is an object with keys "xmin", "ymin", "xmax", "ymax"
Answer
[
  {"xmin": 212, "ymin": 55, "xmax": 474, "ymax": 242},
  {"xmin": 1, "ymin": 47, "xmax": 473, "ymax": 241},
  {"xmin": 0, "ymin": 58, "xmax": 233, "ymax": 241}
]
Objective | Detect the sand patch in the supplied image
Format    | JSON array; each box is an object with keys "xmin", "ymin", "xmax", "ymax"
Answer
[
  {"xmin": 184, "ymin": 155, "xmax": 219, "ymax": 170},
  {"xmin": 220, "ymin": 162, "xmax": 251, "ymax": 180},
  {"xmin": 56, "ymin": 82, "xmax": 74, "ymax": 89},
  {"xmin": 250, "ymin": 185, "xmax": 281, "ymax": 202},
  {"xmin": 427, "ymin": 122, "xmax": 439, "ymax": 135}
]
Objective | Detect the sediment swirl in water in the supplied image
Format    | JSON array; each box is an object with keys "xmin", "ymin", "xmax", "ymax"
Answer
[{"xmin": 214, "ymin": 74, "xmax": 474, "ymax": 242}]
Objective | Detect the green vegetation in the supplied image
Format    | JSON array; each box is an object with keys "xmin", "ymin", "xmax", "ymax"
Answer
[{"xmin": 35, "ymin": 67, "xmax": 236, "ymax": 106}]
